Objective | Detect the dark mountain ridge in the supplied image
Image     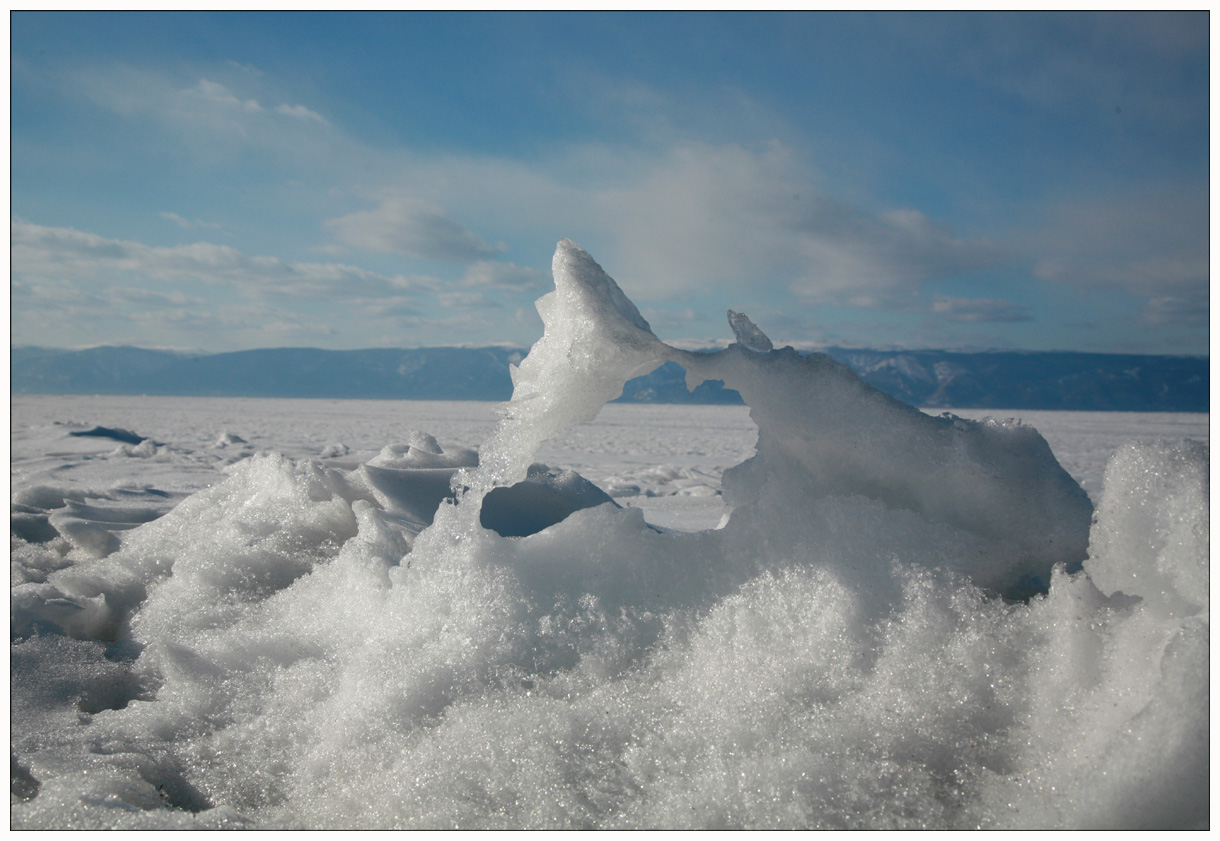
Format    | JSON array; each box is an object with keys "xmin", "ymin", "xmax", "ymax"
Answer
[{"xmin": 11, "ymin": 345, "xmax": 1209, "ymax": 412}]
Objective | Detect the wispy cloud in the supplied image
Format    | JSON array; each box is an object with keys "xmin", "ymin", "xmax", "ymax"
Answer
[
  {"xmin": 275, "ymin": 103, "xmax": 328, "ymax": 123},
  {"xmin": 308, "ymin": 243, "xmax": 350, "ymax": 257},
  {"xmin": 104, "ymin": 285, "xmax": 204, "ymax": 307},
  {"xmin": 1140, "ymin": 296, "xmax": 1209, "ymax": 330},
  {"xmin": 931, "ymin": 295, "xmax": 1032, "ymax": 323},
  {"xmin": 435, "ymin": 290, "xmax": 504, "ymax": 310},
  {"xmin": 71, "ymin": 65, "xmax": 334, "ymax": 162},
  {"xmin": 125, "ymin": 304, "xmax": 338, "ymax": 343},
  {"xmin": 888, "ymin": 12, "xmax": 1208, "ymax": 125},
  {"xmin": 1027, "ymin": 182, "xmax": 1208, "ymax": 328},
  {"xmin": 11, "ymin": 220, "xmax": 422, "ymax": 301},
  {"xmin": 182, "ymin": 77, "xmax": 331, "ymax": 127},
  {"xmin": 459, "ymin": 260, "xmax": 546, "ymax": 290},
  {"xmin": 9, "ymin": 219, "xmax": 548, "ymax": 350},
  {"xmin": 190, "ymin": 78, "xmax": 263, "ymax": 112},
  {"xmin": 592, "ymin": 141, "xmax": 1001, "ymax": 306},
  {"xmin": 325, "ymin": 197, "xmax": 507, "ymax": 262},
  {"xmin": 160, "ymin": 211, "xmax": 222, "ymax": 230}
]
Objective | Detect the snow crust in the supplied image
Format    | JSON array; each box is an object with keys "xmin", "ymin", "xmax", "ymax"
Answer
[{"xmin": 9, "ymin": 241, "xmax": 1209, "ymax": 829}]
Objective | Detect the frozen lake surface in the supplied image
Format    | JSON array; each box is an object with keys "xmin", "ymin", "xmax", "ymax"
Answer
[
  {"xmin": 11, "ymin": 396, "xmax": 1210, "ymax": 829},
  {"xmin": 11, "ymin": 395, "xmax": 1207, "ymax": 531}
]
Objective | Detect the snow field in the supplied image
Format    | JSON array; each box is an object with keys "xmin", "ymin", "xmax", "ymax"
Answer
[{"xmin": 9, "ymin": 241, "xmax": 1210, "ymax": 829}]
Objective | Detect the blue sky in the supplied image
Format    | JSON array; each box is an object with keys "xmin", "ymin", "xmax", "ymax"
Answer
[{"xmin": 10, "ymin": 11, "xmax": 1211, "ymax": 355}]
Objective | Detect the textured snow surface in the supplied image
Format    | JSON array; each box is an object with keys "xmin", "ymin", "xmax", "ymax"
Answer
[{"xmin": 9, "ymin": 241, "xmax": 1210, "ymax": 829}]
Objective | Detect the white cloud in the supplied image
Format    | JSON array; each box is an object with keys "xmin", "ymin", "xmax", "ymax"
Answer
[
  {"xmin": 160, "ymin": 211, "xmax": 222, "ymax": 230},
  {"xmin": 12, "ymin": 275, "xmax": 99, "ymax": 306},
  {"xmin": 435, "ymin": 291, "xmax": 503, "ymax": 310},
  {"xmin": 459, "ymin": 261, "xmax": 546, "ymax": 290},
  {"xmin": 124, "ymin": 304, "xmax": 336, "ymax": 342},
  {"xmin": 930, "ymin": 295, "xmax": 1032, "ymax": 323},
  {"xmin": 160, "ymin": 211, "xmax": 193, "ymax": 228},
  {"xmin": 128, "ymin": 307, "xmax": 234, "ymax": 329},
  {"xmin": 1141, "ymin": 296, "xmax": 1209, "ymax": 330},
  {"xmin": 318, "ymin": 139, "xmax": 1000, "ymax": 316},
  {"xmin": 11, "ymin": 220, "xmax": 423, "ymax": 301},
  {"xmin": 592, "ymin": 141, "xmax": 1000, "ymax": 307},
  {"xmin": 1026, "ymin": 182, "xmax": 1208, "ymax": 329},
  {"xmin": 309, "ymin": 243, "xmax": 350, "ymax": 257},
  {"xmin": 9, "ymin": 218, "xmax": 567, "ymax": 350},
  {"xmin": 275, "ymin": 103, "xmax": 328, "ymax": 123},
  {"xmin": 191, "ymin": 78, "xmax": 263, "ymax": 112},
  {"xmin": 185, "ymin": 78, "xmax": 331, "ymax": 126},
  {"xmin": 353, "ymin": 296, "xmax": 425, "ymax": 320},
  {"xmin": 71, "ymin": 66, "xmax": 334, "ymax": 163},
  {"xmin": 104, "ymin": 285, "xmax": 203, "ymax": 307},
  {"xmin": 278, "ymin": 261, "xmax": 423, "ymax": 300},
  {"xmin": 325, "ymin": 197, "xmax": 507, "ymax": 262},
  {"xmin": 259, "ymin": 316, "xmax": 338, "ymax": 336}
]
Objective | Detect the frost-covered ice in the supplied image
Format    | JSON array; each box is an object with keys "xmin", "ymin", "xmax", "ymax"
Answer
[{"xmin": 9, "ymin": 241, "xmax": 1210, "ymax": 829}]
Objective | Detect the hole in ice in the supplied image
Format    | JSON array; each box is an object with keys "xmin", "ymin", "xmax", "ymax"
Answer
[
  {"xmin": 479, "ymin": 465, "xmax": 616, "ymax": 537},
  {"xmin": 537, "ymin": 368, "xmax": 759, "ymax": 533}
]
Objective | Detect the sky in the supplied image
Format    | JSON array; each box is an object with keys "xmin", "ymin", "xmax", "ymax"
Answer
[{"xmin": 9, "ymin": 11, "xmax": 1212, "ymax": 355}]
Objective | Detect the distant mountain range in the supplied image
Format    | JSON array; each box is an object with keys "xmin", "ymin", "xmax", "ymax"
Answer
[{"xmin": 11, "ymin": 345, "xmax": 1210, "ymax": 412}]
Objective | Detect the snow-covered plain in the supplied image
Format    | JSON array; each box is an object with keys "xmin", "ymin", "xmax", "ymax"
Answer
[
  {"xmin": 10, "ymin": 242, "xmax": 1210, "ymax": 829},
  {"xmin": 10, "ymin": 396, "xmax": 1206, "ymax": 535}
]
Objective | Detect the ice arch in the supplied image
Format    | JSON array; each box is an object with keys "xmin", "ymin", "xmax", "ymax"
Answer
[{"xmin": 454, "ymin": 239, "xmax": 1093, "ymax": 597}]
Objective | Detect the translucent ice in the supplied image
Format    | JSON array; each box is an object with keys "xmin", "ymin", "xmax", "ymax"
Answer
[
  {"xmin": 459, "ymin": 239, "xmax": 668, "ymax": 504},
  {"xmin": 466, "ymin": 240, "xmax": 1093, "ymax": 597}
]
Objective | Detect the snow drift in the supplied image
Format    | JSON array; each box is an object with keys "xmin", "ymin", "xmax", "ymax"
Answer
[{"xmin": 10, "ymin": 240, "xmax": 1208, "ymax": 829}]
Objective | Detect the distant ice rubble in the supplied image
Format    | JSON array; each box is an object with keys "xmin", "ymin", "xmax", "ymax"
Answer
[{"xmin": 9, "ymin": 240, "xmax": 1208, "ymax": 829}]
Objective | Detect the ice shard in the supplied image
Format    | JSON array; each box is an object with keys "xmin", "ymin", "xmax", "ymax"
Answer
[{"xmin": 727, "ymin": 309, "xmax": 774, "ymax": 352}]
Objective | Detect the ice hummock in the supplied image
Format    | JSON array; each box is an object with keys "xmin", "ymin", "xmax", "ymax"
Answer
[
  {"xmin": 9, "ymin": 240, "xmax": 1208, "ymax": 830},
  {"xmin": 727, "ymin": 308, "xmax": 774, "ymax": 352},
  {"xmin": 466, "ymin": 239, "xmax": 1093, "ymax": 597}
]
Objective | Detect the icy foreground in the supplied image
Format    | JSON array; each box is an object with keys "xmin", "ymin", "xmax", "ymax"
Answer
[{"xmin": 10, "ymin": 241, "xmax": 1209, "ymax": 829}]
